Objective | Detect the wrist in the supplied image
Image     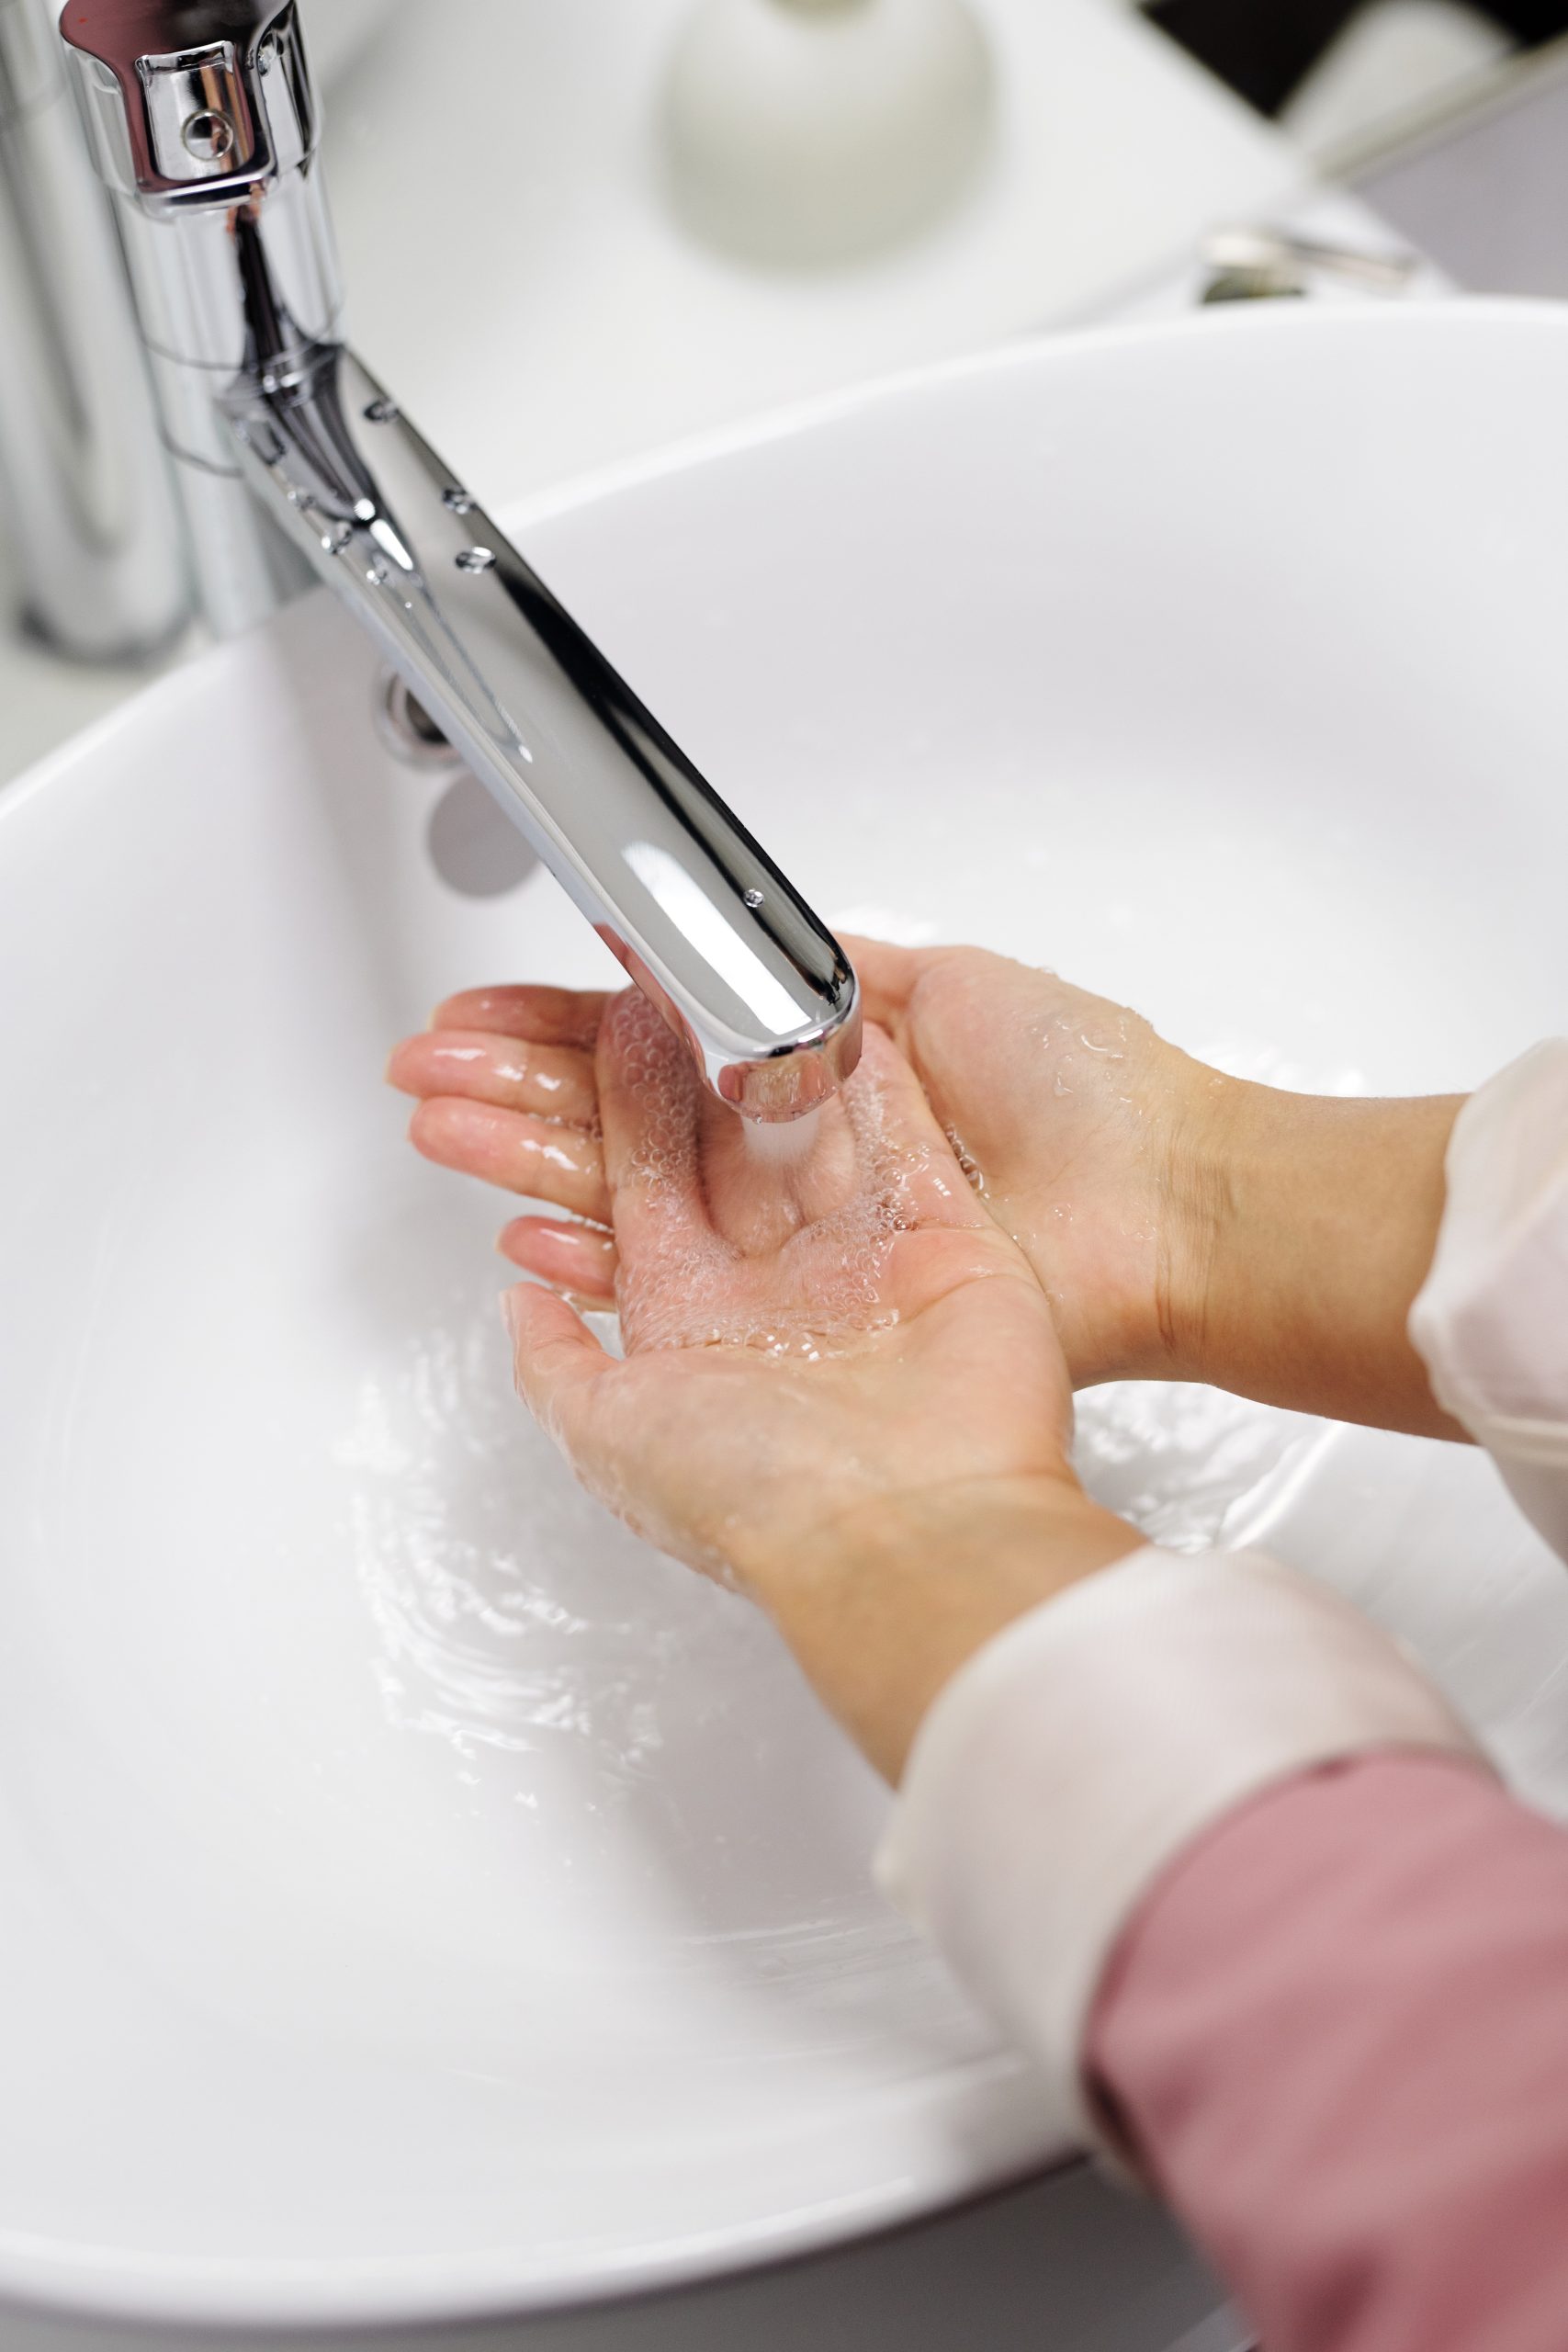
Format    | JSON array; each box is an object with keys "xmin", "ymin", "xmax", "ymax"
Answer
[
  {"xmin": 1140, "ymin": 1052, "xmax": 1252, "ymax": 1383},
  {"xmin": 748, "ymin": 1476, "xmax": 1142, "ymax": 1783},
  {"xmin": 1168, "ymin": 1078, "xmax": 1466, "ymax": 1434}
]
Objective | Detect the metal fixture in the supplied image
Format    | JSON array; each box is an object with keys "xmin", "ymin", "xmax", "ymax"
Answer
[
  {"xmin": 1198, "ymin": 223, "xmax": 1420, "ymax": 304},
  {"xmin": 374, "ymin": 667, "xmax": 464, "ymax": 774},
  {"xmin": 48, "ymin": 0, "xmax": 858, "ymax": 1118},
  {"xmin": 0, "ymin": 0, "xmax": 186, "ymax": 658}
]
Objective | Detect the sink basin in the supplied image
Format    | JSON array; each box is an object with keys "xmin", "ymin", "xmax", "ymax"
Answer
[{"xmin": 2, "ymin": 300, "xmax": 1567, "ymax": 2330}]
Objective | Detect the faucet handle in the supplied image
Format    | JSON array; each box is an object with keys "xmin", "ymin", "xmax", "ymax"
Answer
[{"xmin": 59, "ymin": 0, "xmax": 316, "ymax": 203}]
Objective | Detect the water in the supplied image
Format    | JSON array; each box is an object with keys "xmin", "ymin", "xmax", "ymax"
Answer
[
  {"xmin": 343, "ymin": 1009, "xmax": 1382, "ymax": 1836},
  {"xmin": 335, "ymin": 1282, "xmax": 763, "ymax": 1831},
  {"xmin": 608, "ymin": 993, "xmax": 903, "ymax": 1361},
  {"xmin": 738, "ymin": 1103, "xmax": 824, "ymax": 1170},
  {"xmin": 1075, "ymin": 1380, "xmax": 1336, "ymax": 1554}
]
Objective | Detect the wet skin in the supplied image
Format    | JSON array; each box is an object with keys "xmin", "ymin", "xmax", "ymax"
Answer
[
  {"xmin": 385, "ymin": 942, "xmax": 1467, "ymax": 1777},
  {"xmin": 389, "ymin": 937, "xmax": 1466, "ymax": 1436},
  {"xmin": 389, "ymin": 972, "xmax": 1139, "ymax": 1780}
]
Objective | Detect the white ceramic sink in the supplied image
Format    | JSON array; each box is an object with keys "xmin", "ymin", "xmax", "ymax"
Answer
[{"xmin": 2, "ymin": 301, "xmax": 1567, "ymax": 2331}]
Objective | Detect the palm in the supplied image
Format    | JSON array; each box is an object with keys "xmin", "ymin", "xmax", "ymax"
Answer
[
  {"xmin": 389, "ymin": 984, "xmax": 1077, "ymax": 1585},
  {"xmin": 388, "ymin": 941, "xmax": 1202, "ymax": 1394},
  {"xmin": 846, "ymin": 937, "xmax": 1201, "ymax": 1385},
  {"xmin": 505, "ymin": 1001, "xmax": 1074, "ymax": 1583}
]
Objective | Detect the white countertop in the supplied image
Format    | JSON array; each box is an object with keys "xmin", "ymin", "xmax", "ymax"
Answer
[{"xmin": 325, "ymin": 0, "xmax": 1301, "ymax": 501}]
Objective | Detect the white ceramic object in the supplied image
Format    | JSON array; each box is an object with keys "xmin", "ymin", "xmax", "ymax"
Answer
[
  {"xmin": 321, "ymin": 0, "xmax": 1294, "ymax": 502},
  {"xmin": 662, "ymin": 0, "xmax": 993, "ymax": 266},
  {"xmin": 2, "ymin": 302, "xmax": 1567, "ymax": 2330}
]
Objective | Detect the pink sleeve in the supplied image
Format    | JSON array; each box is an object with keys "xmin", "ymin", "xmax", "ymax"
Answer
[{"xmin": 1086, "ymin": 1754, "xmax": 1568, "ymax": 2352}]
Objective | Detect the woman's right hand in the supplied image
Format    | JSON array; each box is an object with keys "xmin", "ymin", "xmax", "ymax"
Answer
[
  {"xmin": 852, "ymin": 937, "xmax": 1466, "ymax": 1436},
  {"xmin": 844, "ymin": 939, "xmax": 1218, "ymax": 1387}
]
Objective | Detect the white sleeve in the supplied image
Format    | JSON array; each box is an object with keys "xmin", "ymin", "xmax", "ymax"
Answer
[
  {"xmin": 875, "ymin": 1046, "xmax": 1560, "ymax": 2157},
  {"xmin": 1409, "ymin": 1039, "xmax": 1568, "ymax": 1564},
  {"xmin": 874, "ymin": 1544, "xmax": 1486, "ymax": 2154}
]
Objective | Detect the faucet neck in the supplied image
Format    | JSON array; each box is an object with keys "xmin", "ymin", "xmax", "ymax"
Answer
[
  {"xmin": 52, "ymin": 0, "xmax": 863, "ymax": 1112},
  {"xmin": 60, "ymin": 0, "xmax": 332, "ymax": 628}
]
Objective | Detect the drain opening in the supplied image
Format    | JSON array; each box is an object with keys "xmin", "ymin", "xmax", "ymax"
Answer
[{"xmin": 376, "ymin": 670, "xmax": 463, "ymax": 771}]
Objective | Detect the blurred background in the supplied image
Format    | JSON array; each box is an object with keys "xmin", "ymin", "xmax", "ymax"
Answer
[
  {"xmin": 3, "ymin": 0, "xmax": 1564, "ymax": 787},
  {"xmin": 1149, "ymin": 0, "xmax": 1551, "ymax": 151}
]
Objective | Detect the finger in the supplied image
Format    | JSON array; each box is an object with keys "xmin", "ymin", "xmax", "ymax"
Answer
[
  {"xmin": 853, "ymin": 1022, "xmax": 991, "ymax": 1233},
  {"xmin": 502, "ymin": 1282, "xmax": 611, "ymax": 1446},
  {"xmin": 499, "ymin": 1216, "xmax": 618, "ymax": 1302},
  {"xmin": 594, "ymin": 990, "xmax": 714, "ymax": 1260},
  {"xmin": 409, "ymin": 1096, "xmax": 609, "ymax": 1222},
  {"xmin": 695, "ymin": 1081, "xmax": 862, "ymax": 1250},
  {"xmin": 838, "ymin": 933, "xmax": 921, "ymax": 1037},
  {"xmin": 431, "ymin": 985, "xmax": 610, "ymax": 1052},
  {"xmin": 388, "ymin": 1028, "xmax": 599, "ymax": 1125}
]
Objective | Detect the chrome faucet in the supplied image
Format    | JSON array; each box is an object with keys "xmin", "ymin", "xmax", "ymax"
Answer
[
  {"xmin": 39, "ymin": 0, "xmax": 861, "ymax": 1118},
  {"xmin": 0, "ymin": 0, "xmax": 187, "ymax": 658}
]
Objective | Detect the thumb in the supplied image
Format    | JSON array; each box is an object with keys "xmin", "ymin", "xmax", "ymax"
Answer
[
  {"xmin": 839, "ymin": 933, "xmax": 919, "ymax": 1040},
  {"xmin": 502, "ymin": 1281, "xmax": 611, "ymax": 1447}
]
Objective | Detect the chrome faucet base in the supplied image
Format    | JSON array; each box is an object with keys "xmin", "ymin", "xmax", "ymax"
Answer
[{"xmin": 0, "ymin": 0, "xmax": 188, "ymax": 661}]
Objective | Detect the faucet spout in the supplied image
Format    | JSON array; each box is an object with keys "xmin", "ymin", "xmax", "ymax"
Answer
[
  {"xmin": 232, "ymin": 341, "xmax": 863, "ymax": 1118},
  {"xmin": 57, "ymin": 0, "xmax": 861, "ymax": 1119}
]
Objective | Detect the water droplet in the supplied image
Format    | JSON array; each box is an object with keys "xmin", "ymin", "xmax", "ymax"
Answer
[
  {"xmin": 456, "ymin": 547, "xmax": 496, "ymax": 574},
  {"xmin": 364, "ymin": 396, "xmax": 400, "ymax": 424},
  {"xmin": 443, "ymin": 487, "xmax": 476, "ymax": 514},
  {"xmin": 322, "ymin": 523, "xmax": 354, "ymax": 556},
  {"xmin": 743, "ymin": 888, "xmax": 764, "ymax": 910},
  {"xmin": 943, "ymin": 1124, "xmax": 987, "ymax": 1194},
  {"xmin": 367, "ymin": 557, "xmax": 391, "ymax": 586}
]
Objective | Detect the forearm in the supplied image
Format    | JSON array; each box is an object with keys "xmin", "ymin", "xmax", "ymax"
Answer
[
  {"xmin": 747, "ymin": 1479, "xmax": 1140, "ymax": 1784},
  {"xmin": 1169, "ymin": 1080, "xmax": 1466, "ymax": 1438}
]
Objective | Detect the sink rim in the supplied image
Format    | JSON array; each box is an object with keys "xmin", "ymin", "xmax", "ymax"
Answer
[{"xmin": 5, "ymin": 293, "xmax": 1562, "ymax": 836}]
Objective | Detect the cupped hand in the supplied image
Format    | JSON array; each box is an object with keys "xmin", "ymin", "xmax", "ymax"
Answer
[
  {"xmin": 387, "ymin": 942, "xmax": 1224, "ymax": 1391},
  {"xmin": 388, "ymin": 986, "xmax": 1137, "ymax": 1776},
  {"xmin": 845, "ymin": 939, "xmax": 1226, "ymax": 1385},
  {"xmin": 847, "ymin": 941, "xmax": 1466, "ymax": 1434}
]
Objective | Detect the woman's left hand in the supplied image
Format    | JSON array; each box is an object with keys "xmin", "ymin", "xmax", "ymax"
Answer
[{"xmin": 389, "ymin": 986, "xmax": 1136, "ymax": 1779}]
